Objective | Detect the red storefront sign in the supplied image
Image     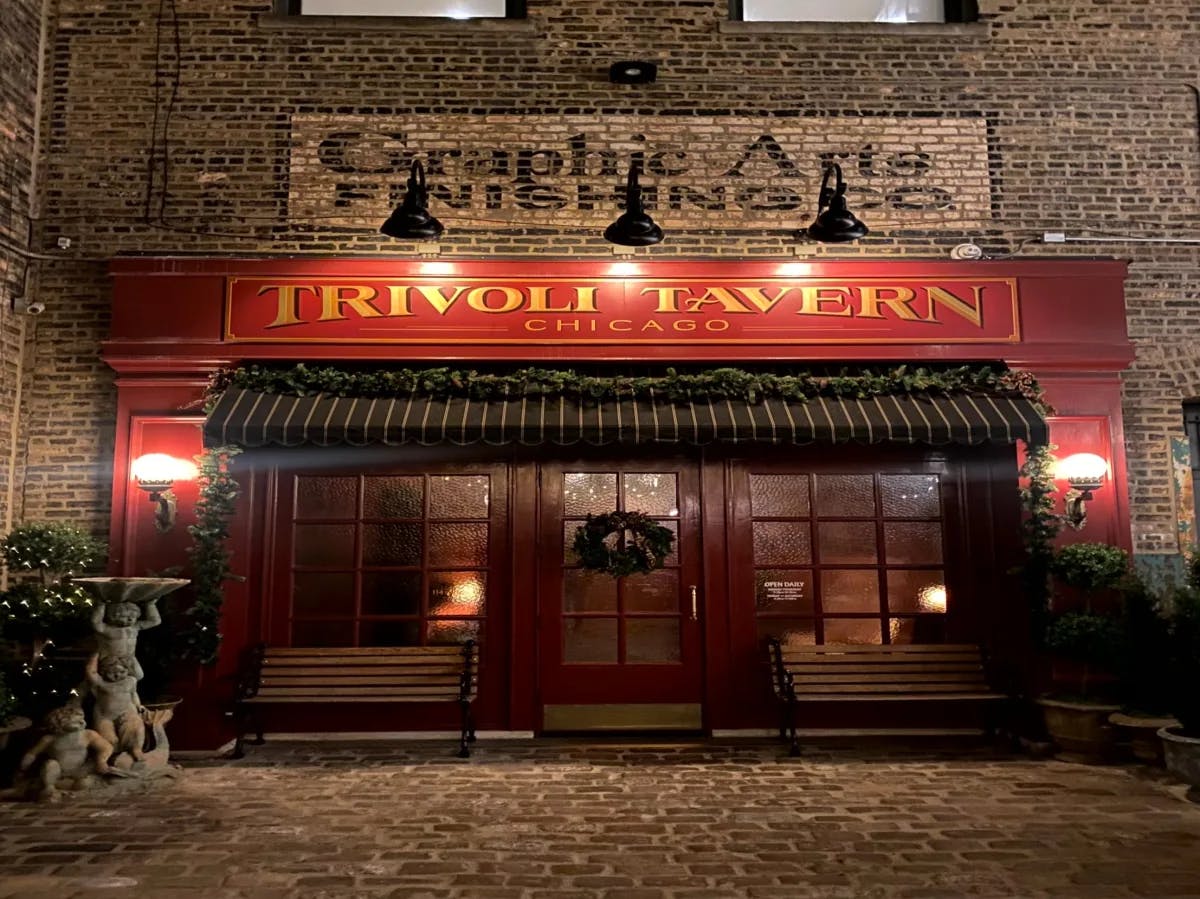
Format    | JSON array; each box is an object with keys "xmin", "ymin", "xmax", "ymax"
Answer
[{"xmin": 225, "ymin": 274, "xmax": 1020, "ymax": 345}]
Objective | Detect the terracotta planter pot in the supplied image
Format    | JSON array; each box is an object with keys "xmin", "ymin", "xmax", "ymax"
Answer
[
  {"xmin": 1037, "ymin": 697, "xmax": 1120, "ymax": 762},
  {"xmin": 1158, "ymin": 726, "xmax": 1200, "ymax": 795},
  {"xmin": 1109, "ymin": 712, "xmax": 1178, "ymax": 766}
]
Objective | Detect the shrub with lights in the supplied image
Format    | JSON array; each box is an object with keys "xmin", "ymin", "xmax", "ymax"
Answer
[{"xmin": 0, "ymin": 522, "xmax": 107, "ymax": 716}]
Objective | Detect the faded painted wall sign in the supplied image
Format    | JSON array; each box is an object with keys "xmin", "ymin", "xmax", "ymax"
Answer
[{"xmin": 288, "ymin": 114, "xmax": 991, "ymax": 230}]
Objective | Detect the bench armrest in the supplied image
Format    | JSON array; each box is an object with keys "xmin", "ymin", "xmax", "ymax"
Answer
[{"xmin": 232, "ymin": 642, "xmax": 267, "ymax": 702}]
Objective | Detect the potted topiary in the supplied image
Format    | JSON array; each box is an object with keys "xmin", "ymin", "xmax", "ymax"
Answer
[
  {"xmin": 1036, "ymin": 542, "xmax": 1129, "ymax": 761},
  {"xmin": 1108, "ymin": 574, "xmax": 1177, "ymax": 764},
  {"xmin": 0, "ymin": 522, "xmax": 108, "ymax": 720},
  {"xmin": 1159, "ymin": 576, "xmax": 1200, "ymax": 795},
  {"xmin": 0, "ymin": 522, "xmax": 107, "ymax": 656}
]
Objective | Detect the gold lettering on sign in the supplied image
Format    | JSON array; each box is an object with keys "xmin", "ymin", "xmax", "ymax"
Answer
[
  {"xmin": 467, "ymin": 286, "xmax": 523, "ymax": 313},
  {"xmin": 243, "ymin": 278, "xmax": 1003, "ymax": 334},
  {"xmin": 415, "ymin": 285, "xmax": 467, "ymax": 315},
  {"xmin": 686, "ymin": 288, "xmax": 758, "ymax": 314},
  {"xmin": 385, "ymin": 286, "xmax": 416, "ymax": 317},
  {"xmin": 796, "ymin": 286, "xmax": 853, "ymax": 317},
  {"xmin": 641, "ymin": 286, "xmax": 692, "ymax": 314},
  {"xmin": 264, "ymin": 284, "xmax": 318, "ymax": 329},
  {"xmin": 527, "ymin": 286, "xmax": 600, "ymax": 313},
  {"xmin": 318, "ymin": 285, "xmax": 382, "ymax": 322},
  {"xmin": 926, "ymin": 285, "xmax": 983, "ymax": 328},
  {"xmin": 857, "ymin": 286, "xmax": 921, "ymax": 321}
]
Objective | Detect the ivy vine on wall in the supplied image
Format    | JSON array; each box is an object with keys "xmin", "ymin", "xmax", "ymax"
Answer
[
  {"xmin": 183, "ymin": 445, "xmax": 242, "ymax": 664},
  {"xmin": 1018, "ymin": 443, "xmax": 1064, "ymax": 647}
]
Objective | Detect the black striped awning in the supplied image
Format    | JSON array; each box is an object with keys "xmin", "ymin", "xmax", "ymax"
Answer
[{"xmin": 204, "ymin": 388, "xmax": 1047, "ymax": 448}]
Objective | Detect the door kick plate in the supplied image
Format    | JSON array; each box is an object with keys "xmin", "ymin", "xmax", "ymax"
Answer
[{"xmin": 542, "ymin": 703, "xmax": 702, "ymax": 732}]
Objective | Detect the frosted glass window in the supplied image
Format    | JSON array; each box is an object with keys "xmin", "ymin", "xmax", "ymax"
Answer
[
  {"xmin": 564, "ymin": 473, "xmax": 617, "ymax": 516},
  {"xmin": 741, "ymin": 0, "xmax": 947, "ymax": 23},
  {"xmin": 753, "ymin": 520, "xmax": 812, "ymax": 565},
  {"xmin": 297, "ymin": 0, "xmax": 511, "ymax": 17},
  {"xmin": 625, "ymin": 570, "xmax": 679, "ymax": 613},
  {"xmin": 623, "ymin": 473, "xmax": 679, "ymax": 517},
  {"xmin": 626, "ymin": 620, "xmax": 681, "ymax": 663},
  {"xmin": 750, "ymin": 474, "xmax": 810, "ymax": 517}
]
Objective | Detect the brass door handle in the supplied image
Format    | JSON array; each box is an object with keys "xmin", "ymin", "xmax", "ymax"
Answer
[{"xmin": 690, "ymin": 585, "xmax": 698, "ymax": 621}]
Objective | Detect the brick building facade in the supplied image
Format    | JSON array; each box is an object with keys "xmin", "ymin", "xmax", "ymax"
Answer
[
  {"xmin": 0, "ymin": 3, "xmax": 1197, "ymax": 673},
  {"xmin": 2, "ymin": 2, "xmax": 1197, "ymax": 551}
]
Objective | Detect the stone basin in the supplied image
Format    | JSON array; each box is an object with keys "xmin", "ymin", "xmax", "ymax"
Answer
[{"xmin": 71, "ymin": 576, "xmax": 191, "ymax": 604}]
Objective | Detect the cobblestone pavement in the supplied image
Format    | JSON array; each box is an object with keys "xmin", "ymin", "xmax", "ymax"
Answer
[{"xmin": 2, "ymin": 738, "xmax": 1199, "ymax": 898}]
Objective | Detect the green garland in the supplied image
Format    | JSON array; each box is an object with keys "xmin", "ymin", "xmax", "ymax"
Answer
[
  {"xmin": 573, "ymin": 512, "xmax": 676, "ymax": 578},
  {"xmin": 1018, "ymin": 444, "xmax": 1063, "ymax": 647},
  {"xmin": 208, "ymin": 362, "xmax": 1049, "ymax": 411},
  {"xmin": 183, "ymin": 445, "xmax": 242, "ymax": 664}
]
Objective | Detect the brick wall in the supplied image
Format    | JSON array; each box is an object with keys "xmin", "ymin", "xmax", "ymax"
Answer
[
  {"xmin": 12, "ymin": 1, "xmax": 1200, "ymax": 554},
  {"xmin": 0, "ymin": 0, "xmax": 44, "ymax": 547}
]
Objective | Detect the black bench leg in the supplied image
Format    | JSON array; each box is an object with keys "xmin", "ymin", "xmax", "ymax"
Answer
[
  {"xmin": 252, "ymin": 708, "xmax": 266, "ymax": 746},
  {"xmin": 983, "ymin": 705, "xmax": 997, "ymax": 743},
  {"xmin": 786, "ymin": 695, "xmax": 801, "ymax": 757},
  {"xmin": 458, "ymin": 700, "xmax": 472, "ymax": 758},
  {"xmin": 229, "ymin": 707, "xmax": 248, "ymax": 759}
]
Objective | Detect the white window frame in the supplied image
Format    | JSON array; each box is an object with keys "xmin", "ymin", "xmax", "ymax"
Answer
[
  {"xmin": 280, "ymin": 0, "xmax": 525, "ymax": 18},
  {"xmin": 730, "ymin": 0, "xmax": 977, "ymax": 24}
]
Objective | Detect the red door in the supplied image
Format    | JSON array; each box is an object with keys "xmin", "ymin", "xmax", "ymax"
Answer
[{"xmin": 538, "ymin": 460, "xmax": 705, "ymax": 731}]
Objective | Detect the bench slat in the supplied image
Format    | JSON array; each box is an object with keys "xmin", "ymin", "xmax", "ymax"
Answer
[
  {"xmin": 263, "ymin": 664, "xmax": 468, "ymax": 675},
  {"xmin": 782, "ymin": 662, "xmax": 983, "ymax": 674},
  {"xmin": 780, "ymin": 643, "xmax": 982, "ymax": 654},
  {"xmin": 792, "ymin": 692, "xmax": 1006, "ymax": 702},
  {"xmin": 244, "ymin": 695, "xmax": 471, "ymax": 704},
  {"xmin": 788, "ymin": 675, "xmax": 988, "ymax": 687},
  {"xmin": 265, "ymin": 656, "xmax": 476, "ymax": 667},
  {"xmin": 252, "ymin": 685, "xmax": 474, "ymax": 697},
  {"xmin": 262, "ymin": 677, "xmax": 474, "ymax": 687},
  {"xmin": 269, "ymin": 646, "xmax": 467, "ymax": 656},
  {"xmin": 779, "ymin": 652, "xmax": 981, "ymax": 665}
]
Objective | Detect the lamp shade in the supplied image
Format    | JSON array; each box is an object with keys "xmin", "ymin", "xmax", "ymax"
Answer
[
  {"xmin": 805, "ymin": 163, "xmax": 870, "ymax": 243},
  {"xmin": 604, "ymin": 164, "xmax": 664, "ymax": 247},
  {"xmin": 1057, "ymin": 452, "xmax": 1108, "ymax": 491},
  {"xmin": 380, "ymin": 160, "xmax": 444, "ymax": 240},
  {"xmin": 131, "ymin": 453, "xmax": 197, "ymax": 489}
]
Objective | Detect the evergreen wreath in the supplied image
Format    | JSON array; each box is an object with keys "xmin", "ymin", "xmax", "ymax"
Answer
[{"xmin": 573, "ymin": 512, "xmax": 676, "ymax": 578}]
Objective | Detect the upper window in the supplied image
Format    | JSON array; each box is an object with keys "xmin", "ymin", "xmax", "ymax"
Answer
[
  {"xmin": 732, "ymin": 1, "xmax": 976, "ymax": 23},
  {"xmin": 284, "ymin": 0, "xmax": 524, "ymax": 17}
]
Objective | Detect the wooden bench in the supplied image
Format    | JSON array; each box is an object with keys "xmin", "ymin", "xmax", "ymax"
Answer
[
  {"xmin": 230, "ymin": 641, "xmax": 479, "ymax": 759},
  {"xmin": 766, "ymin": 640, "xmax": 1007, "ymax": 756}
]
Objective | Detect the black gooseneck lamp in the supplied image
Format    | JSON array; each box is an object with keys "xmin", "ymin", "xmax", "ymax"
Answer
[
  {"xmin": 604, "ymin": 163, "xmax": 664, "ymax": 247},
  {"xmin": 380, "ymin": 159, "xmax": 444, "ymax": 240},
  {"xmin": 804, "ymin": 162, "xmax": 870, "ymax": 243}
]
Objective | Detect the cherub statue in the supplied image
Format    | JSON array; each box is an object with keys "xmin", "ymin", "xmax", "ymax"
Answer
[
  {"xmin": 91, "ymin": 599, "xmax": 161, "ymax": 680},
  {"xmin": 17, "ymin": 704, "xmax": 118, "ymax": 802},
  {"xmin": 85, "ymin": 653, "xmax": 145, "ymax": 764}
]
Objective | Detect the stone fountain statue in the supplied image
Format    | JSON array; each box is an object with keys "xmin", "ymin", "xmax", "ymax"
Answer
[{"xmin": 5, "ymin": 577, "xmax": 189, "ymax": 802}]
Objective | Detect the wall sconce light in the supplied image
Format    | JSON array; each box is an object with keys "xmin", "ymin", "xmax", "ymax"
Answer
[
  {"xmin": 804, "ymin": 162, "xmax": 870, "ymax": 243},
  {"xmin": 604, "ymin": 163, "xmax": 664, "ymax": 247},
  {"xmin": 1056, "ymin": 452, "xmax": 1108, "ymax": 531},
  {"xmin": 380, "ymin": 159, "xmax": 444, "ymax": 240},
  {"xmin": 130, "ymin": 454, "xmax": 198, "ymax": 533}
]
